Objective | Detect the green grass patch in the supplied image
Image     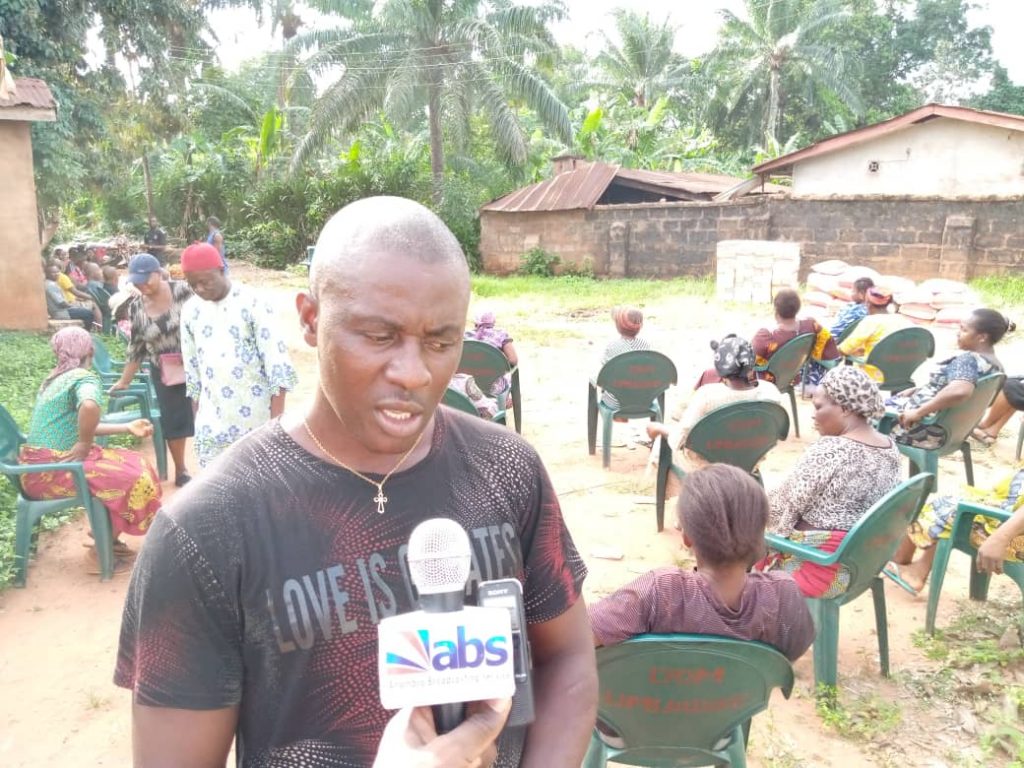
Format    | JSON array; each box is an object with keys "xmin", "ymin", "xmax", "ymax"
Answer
[
  {"xmin": 816, "ymin": 686, "xmax": 903, "ymax": 742},
  {"xmin": 470, "ymin": 274, "xmax": 713, "ymax": 312},
  {"xmin": 971, "ymin": 276, "xmax": 1024, "ymax": 310}
]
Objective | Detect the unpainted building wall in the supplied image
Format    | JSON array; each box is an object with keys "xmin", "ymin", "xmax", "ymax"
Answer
[
  {"xmin": 0, "ymin": 121, "xmax": 48, "ymax": 329},
  {"xmin": 479, "ymin": 197, "xmax": 1024, "ymax": 281}
]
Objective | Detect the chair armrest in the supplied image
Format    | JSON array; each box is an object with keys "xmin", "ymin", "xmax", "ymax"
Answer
[
  {"xmin": 956, "ymin": 501, "xmax": 1011, "ymax": 522},
  {"xmin": 2, "ymin": 460, "xmax": 86, "ymax": 476},
  {"xmin": 847, "ymin": 355, "xmax": 866, "ymax": 365},
  {"xmin": 764, "ymin": 532, "xmax": 839, "ymax": 566}
]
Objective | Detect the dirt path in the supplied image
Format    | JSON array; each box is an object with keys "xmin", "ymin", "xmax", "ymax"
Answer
[{"xmin": 1, "ymin": 265, "xmax": 1021, "ymax": 767}]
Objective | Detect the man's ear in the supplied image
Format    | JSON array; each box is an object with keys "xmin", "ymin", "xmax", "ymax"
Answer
[{"xmin": 296, "ymin": 292, "xmax": 318, "ymax": 347}]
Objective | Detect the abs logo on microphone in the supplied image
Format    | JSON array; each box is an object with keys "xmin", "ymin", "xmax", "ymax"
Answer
[
  {"xmin": 378, "ymin": 607, "xmax": 515, "ymax": 707},
  {"xmin": 385, "ymin": 626, "xmax": 509, "ymax": 675}
]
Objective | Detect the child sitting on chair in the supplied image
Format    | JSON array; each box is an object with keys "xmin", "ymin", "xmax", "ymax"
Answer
[{"xmin": 588, "ymin": 464, "xmax": 815, "ymax": 662}]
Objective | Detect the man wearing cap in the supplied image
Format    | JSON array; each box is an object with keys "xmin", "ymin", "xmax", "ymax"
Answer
[
  {"xmin": 838, "ymin": 286, "xmax": 911, "ymax": 381},
  {"xmin": 179, "ymin": 242, "xmax": 297, "ymax": 467}
]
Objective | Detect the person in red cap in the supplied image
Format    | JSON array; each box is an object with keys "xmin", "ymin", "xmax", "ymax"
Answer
[
  {"xmin": 596, "ymin": 305, "xmax": 652, "ymax": 409},
  {"xmin": 178, "ymin": 242, "xmax": 297, "ymax": 468}
]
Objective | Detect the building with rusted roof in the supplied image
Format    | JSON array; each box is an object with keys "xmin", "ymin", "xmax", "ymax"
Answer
[
  {"xmin": 753, "ymin": 103, "xmax": 1024, "ymax": 198},
  {"xmin": 479, "ymin": 157, "xmax": 781, "ymax": 277},
  {"xmin": 0, "ymin": 76, "xmax": 58, "ymax": 330}
]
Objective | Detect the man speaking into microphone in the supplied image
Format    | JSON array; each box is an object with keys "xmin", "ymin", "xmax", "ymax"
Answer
[{"xmin": 113, "ymin": 197, "xmax": 597, "ymax": 767}]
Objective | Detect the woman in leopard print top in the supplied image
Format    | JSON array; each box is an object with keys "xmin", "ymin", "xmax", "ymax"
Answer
[{"xmin": 757, "ymin": 366, "xmax": 901, "ymax": 598}]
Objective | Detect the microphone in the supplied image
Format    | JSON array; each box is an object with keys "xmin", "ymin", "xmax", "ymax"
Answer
[{"xmin": 378, "ymin": 518, "xmax": 514, "ymax": 734}]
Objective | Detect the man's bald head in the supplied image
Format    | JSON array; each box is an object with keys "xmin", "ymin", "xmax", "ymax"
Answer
[{"xmin": 310, "ymin": 197, "xmax": 469, "ymax": 298}]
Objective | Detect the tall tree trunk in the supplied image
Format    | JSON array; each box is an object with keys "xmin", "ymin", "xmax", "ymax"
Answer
[
  {"xmin": 766, "ymin": 64, "xmax": 782, "ymax": 149},
  {"xmin": 427, "ymin": 78, "xmax": 444, "ymax": 205},
  {"xmin": 141, "ymin": 151, "xmax": 156, "ymax": 221}
]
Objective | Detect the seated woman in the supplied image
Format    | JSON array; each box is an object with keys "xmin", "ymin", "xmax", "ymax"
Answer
[
  {"xmin": 972, "ymin": 377, "xmax": 1024, "ymax": 445},
  {"xmin": 465, "ymin": 308, "xmax": 518, "ymax": 403},
  {"xmin": 589, "ymin": 464, "xmax": 815, "ymax": 662},
  {"xmin": 597, "ymin": 305, "xmax": 652, "ymax": 409},
  {"xmin": 836, "ymin": 287, "xmax": 910, "ymax": 381},
  {"xmin": 803, "ymin": 277, "xmax": 875, "ymax": 392},
  {"xmin": 752, "ymin": 288, "xmax": 840, "ymax": 391},
  {"xmin": 647, "ymin": 335, "xmax": 780, "ymax": 472},
  {"xmin": 887, "ymin": 463, "xmax": 1024, "ymax": 594},
  {"xmin": 19, "ymin": 327, "xmax": 162, "ymax": 574},
  {"xmin": 886, "ymin": 309, "xmax": 1014, "ymax": 450},
  {"xmin": 756, "ymin": 366, "xmax": 901, "ymax": 598}
]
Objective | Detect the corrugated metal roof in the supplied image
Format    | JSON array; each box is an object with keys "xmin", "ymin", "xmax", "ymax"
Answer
[
  {"xmin": 482, "ymin": 161, "xmax": 618, "ymax": 212},
  {"xmin": 0, "ymin": 77, "xmax": 56, "ymax": 111},
  {"xmin": 481, "ymin": 161, "xmax": 763, "ymax": 212},
  {"xmin": 753, "ymin": 103, "xmax": 1024, "ymax": 176}
]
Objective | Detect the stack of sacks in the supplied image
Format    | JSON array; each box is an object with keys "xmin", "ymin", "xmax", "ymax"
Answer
[
  {"xmin": 920, "ymin": 279, "xmax": 980, "ymax": 326},
  {"xmin": 804, "ymin": 259, "xmax": 849, "ymax": 311}
]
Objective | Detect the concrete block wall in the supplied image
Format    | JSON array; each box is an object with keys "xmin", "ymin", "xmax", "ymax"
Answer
[{"xmin": 479, "ymin": 196, "xmax": 1024, "ymax": 280}]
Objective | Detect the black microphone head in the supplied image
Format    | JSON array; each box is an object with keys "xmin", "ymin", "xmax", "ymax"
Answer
[{"xmin": 407, "ymin": 518, "xmax": 472, "ymax": 596}]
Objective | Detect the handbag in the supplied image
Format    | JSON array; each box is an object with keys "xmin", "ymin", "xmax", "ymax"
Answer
[{"xmin": 158, "ymin": 352, "xmax": 186, "ymax": 387}]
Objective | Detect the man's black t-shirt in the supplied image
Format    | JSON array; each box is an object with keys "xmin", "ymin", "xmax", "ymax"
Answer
[
  {"xmin": 143, "ymin": 226, "xmax": 167, "ymax": 248},
  {"xmin": 115, "ymin": 409, "xmax": 586, "ymax": 767}
]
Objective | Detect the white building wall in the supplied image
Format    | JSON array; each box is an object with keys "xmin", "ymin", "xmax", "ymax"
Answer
[{"xmin": 791, "ymin": 118, "xmax": 1024, "ymax": 197}]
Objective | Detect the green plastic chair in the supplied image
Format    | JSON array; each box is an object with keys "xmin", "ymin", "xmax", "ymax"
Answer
[
  {"xmin": 442, "ymin": 386, "xmax": 506, "ymax": 425},
  {"xmin": 589, "ymin": 351, "xmax": 677, "ymax": 469},
  {"xmin": 0, "ymin": 404, "xmax": 114, "ymax": 586},
  {"xmin": 86, "ymin": 283, "xmax": 114, "ymax": 335},
  {"xmin": 1016, "ymin": 420, "xmax": 1023, "ymax": 461},
  {"xmin": 847, "ymin": 327, "xmax": 934, "ymax": 394},
  {"xmin": 458, "ymin": 340, "xmax": 521, "ymax": 433},
  {"xmin": 833, "ymin": 317, "xmax": 863, "ymax": 346},
  {"xmin": 654, "ymin": 400, "xmax": 790, "ymax": 532},
  {"xmin": 764, "ymin": 473, "xmax": 933, "ymax": 696},
  {"xmin": 925, "ymin": 501, "xmax": 1024, "ymax": 635},
  {"xmin": 754, "ymin": 333, "xmax": 814, "ymax": 438},
  {"xmin": 582, "ymin": 634, "xmax": 794, "ymax": 768},
  {"xmin": 91, "ymin": 337, "xmax": 168, "ymax": 480},
  {"xmin": 885, "ymin": 372, "xmax": 1005, "ymax": 494}
]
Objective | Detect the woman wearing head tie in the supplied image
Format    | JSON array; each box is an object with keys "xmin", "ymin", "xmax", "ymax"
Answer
[{"xmin": 648, "ymin": 334, "xmax": 781, "ymax": 473}]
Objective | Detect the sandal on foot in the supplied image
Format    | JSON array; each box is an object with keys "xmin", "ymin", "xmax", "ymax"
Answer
[
  {"xmin": 175, "ymin": 473, "xmax": 192, "ymax": 487},
  {"xmin": 82, "ymin": 540, "xmax": 134, "ymax": 556},
  {"xmin": 970, "ymin": 428, "xmax": 996, "ymax": 446},
  {"xmin": 882, "ymin": 561, "xmax": 920, "ymax": 596}
]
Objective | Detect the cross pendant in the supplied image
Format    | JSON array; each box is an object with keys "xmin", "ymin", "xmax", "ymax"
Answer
[{"xmin": 373, "ymin": 488, "xmax": 388, "ymax": 515}]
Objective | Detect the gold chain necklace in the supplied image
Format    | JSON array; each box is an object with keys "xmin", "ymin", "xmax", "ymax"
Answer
[{"xmin": 303, "ymin": 419, "xmax": 428, "ymax": 514}]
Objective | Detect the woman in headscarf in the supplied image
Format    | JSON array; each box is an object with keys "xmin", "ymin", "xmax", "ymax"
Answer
[
  {"xmin": 465, "ymin": 308, "xmax": 518, "ymax": 398},
  {"xmin": 755, "ymin": 366, "xmax": 901, "ymax": 598},
  {"xmin": 648, "ymin": 334, "xmax": 781, "ymax": 472},
  {"xmin": 20, "ymin": 327, "xmax": 163, "ymax": 573},
  {"xmin": 597, "ymin": 305, "xmax": 652, "ymax": 409}
]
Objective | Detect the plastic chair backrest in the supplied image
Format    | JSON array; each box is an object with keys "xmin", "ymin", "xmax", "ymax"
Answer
[
  {"xmin": 0, "ymin": 404, "xmax": 28, "ymax": 495},
  {"xmin": 685, "ymin": 400, "xmax": 790, "ymax": 472},
  {"xmin": 834, "ymin": 317, "xmax": 862, "ymax": 345},
  {"xmin": 442, "ymin": 387, "xmax": 483, "ymax": 417},
  {"xmin": 829, "ymin": 473, "xmax": 933, "ymax": 604},
  {"xmin": 763, "ymin": 333, "xmax": 815, "ymax": 390},
  {"xmin": 594, "ymin": 634, "xmax": 794, "ymax": 764},
  {"xmin": 931, "ymin": 372, "xmax": 1005, "ymax": 450},
  {"xmin": 596, "ymin": 351, "xmax": 677, "ymax": 414},
  {"xmin": 458, "ymin": 340, "xmax": 511, "ymax": 393},
  {"xmin": 863, "ymin": 327, "xmax": 935, "ymax": 390},
  {"xmin": 88, "ymin": 283, "xmax": 112, "ymax": 311},
  {"xmin": 91, "ymin": 336, "xmax": 114, "ymax": 376},
  {"xmin": 0, "ymin": 403, "xmax": 26, "ymax": 463}
]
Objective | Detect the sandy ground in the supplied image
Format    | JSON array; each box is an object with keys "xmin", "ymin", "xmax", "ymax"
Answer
[{"xmin": 1, "ymin": 264, "xmax": 1022, "ymax": 767}]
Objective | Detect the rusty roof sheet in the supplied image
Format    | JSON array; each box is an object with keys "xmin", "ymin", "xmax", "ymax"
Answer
[
  {"xmin": 482, "ymin": 161, "xmax": 619, "ymax": 212},
  {"xmin": 0, "ymin": 77, "xmax": 57, "ymax": 111},
  {"xmin": 753, "ymin": 103, "xmax": 1024, "ymax": 176},
  {"xmin": 481, "ymin": 161, "xmax": 764, "ymax": 212}
]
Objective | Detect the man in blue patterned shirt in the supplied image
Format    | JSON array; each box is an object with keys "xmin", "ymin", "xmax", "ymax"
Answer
[{"xmin": 180, "ymin": 242, "xmax": 298, "ymax": 467}]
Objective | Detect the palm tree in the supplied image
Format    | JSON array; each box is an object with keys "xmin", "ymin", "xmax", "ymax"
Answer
[
  {"xmin": 290, "ymin": 0, "xmax": 572, "ymax": 201},
  {"xmin": 708, "ymin": 0, "xmax": 862, "ymax": 148},
  {"xmin": 593, "ymin": 9, "xmax": 691, "ymax": 109}
]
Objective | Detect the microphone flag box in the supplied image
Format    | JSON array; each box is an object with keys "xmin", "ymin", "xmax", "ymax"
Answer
[{"xmin": 378, "ymin": 606, "xmax": 514, "ymax": 709}]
